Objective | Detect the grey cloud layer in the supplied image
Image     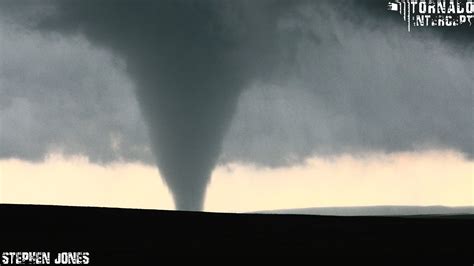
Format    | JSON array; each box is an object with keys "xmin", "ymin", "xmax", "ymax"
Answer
[
  {"xmin": 0, "ymin": 22, "xmax": 152, "ymax": 163},
  {"xmin": 223, "ymin": 4, "xmax": 474, "ymax": 166},
  {"xmin": 1, "ymin": 1, "xmax": 472, "ymax": 166}
]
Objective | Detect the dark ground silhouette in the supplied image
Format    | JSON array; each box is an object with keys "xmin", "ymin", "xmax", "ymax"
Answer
[{"xmin": 0, "ymin": 204, "xmax": 472, "ymax": 260}]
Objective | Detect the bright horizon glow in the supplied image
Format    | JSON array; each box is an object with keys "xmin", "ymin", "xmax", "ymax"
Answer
[{"xmin": 0, "ymin": 150, "xmax": 472, "ymax": 212}]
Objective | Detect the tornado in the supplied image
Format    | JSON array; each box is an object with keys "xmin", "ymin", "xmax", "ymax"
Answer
[
  {"xmin": 37, "ymin": 0, "xmax": 288, "ymax": 210},
  {"xmin": 2, "ymin": 0, "xmax": 472, "ymax": 211}
]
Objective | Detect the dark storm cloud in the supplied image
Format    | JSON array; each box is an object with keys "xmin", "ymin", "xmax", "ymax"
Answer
[
  {"xmin": 1, "ymin": 0, "xmax": 472, "ymax": 210},
  {"xmin": 223, "ymin": 1, "xmax": 473, "ymax": 166},
  {"xmin": 0, "ymin": 19, "xmax": 152, "ymax": 164}
]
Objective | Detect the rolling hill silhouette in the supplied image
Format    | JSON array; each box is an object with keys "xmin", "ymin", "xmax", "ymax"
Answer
[{"xmin": 257, "ymin": 205, "xmax": 474, "ymax": 216}]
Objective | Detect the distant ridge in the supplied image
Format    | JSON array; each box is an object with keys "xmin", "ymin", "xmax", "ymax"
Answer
[{"xmin": 257, "ymin": 205, "xmax": 474, "ymax": 216}]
